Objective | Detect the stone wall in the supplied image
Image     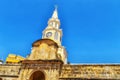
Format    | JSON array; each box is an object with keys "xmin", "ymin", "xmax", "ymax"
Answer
[
  {"xmin": 60, "ymin": 64, "xmax": 120, "ymax": 79},
  {"xmin": 0, "ymin": 64, "xmax": 21, "ymax": 80}
]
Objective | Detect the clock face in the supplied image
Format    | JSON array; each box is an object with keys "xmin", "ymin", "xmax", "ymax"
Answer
[{"xmin": 46, "ymin": 32, "xmax": 52, "ymax": 37}]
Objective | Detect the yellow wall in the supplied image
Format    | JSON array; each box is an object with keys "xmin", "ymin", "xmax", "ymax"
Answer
[{"xmin": 6, "ymin": 54, "xmax": 24, "ymax": 63}]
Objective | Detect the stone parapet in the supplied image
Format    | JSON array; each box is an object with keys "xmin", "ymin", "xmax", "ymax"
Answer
[{"xmin": 60, "ymin": 64, "xmax": 120, "ymax": 79}]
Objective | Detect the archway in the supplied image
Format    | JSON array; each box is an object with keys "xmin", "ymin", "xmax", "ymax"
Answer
[{"xmin": 29, "ymin": 71, "xmax": 45, "ymax": 80}]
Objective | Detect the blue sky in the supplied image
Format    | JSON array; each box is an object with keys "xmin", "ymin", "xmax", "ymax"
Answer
[{"xmin": 0, "ymin": 0, "xmax": 120, "ymax": 63}]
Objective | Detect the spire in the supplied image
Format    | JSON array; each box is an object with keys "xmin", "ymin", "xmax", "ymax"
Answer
[{"xmin": 52, "ymin": 5, "xmax": 58, "ymax": 19}]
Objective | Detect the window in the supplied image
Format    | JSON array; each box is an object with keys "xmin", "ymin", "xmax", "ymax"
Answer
[
  {"xmin": 49, "ymin": 22, "xmax": 53, "ymax": 26},
  {"xmin": 53, "ymin": 22, "xmax": 55, "ymax": 27},
  {"xmin": 56, "ymin": 23, "xmax": 59, "ymax": 28},
  {"xmin": 55, "ymin": 32, "xmax": 58, "ymax": 40}
]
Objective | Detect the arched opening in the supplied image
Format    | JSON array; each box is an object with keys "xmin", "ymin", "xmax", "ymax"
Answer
[
  {"xmin": 0, "ymin": 78, "xmax": 2, "ymax": 80},
  {"xmin": 29, "ymin": 71, "xmax": 45, "ymax": 80}
]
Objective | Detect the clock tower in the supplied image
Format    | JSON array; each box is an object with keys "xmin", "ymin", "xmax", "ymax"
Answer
[
  {"xmin": 27, "ymin": 7, "xmax": 67, "ymax": 64},
  {"xmin": 42, "ymin": 7, "xmax": 62, "ymax": 46},
  {"xmin": 42, "ymin": 7, "xmax": 67, "ymax": 64}
]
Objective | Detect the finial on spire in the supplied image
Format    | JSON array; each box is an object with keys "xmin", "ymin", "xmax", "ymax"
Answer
[
  {"xmin": 52, "ymin": 5, "xmax": 58, "ymax": 19},
  {"xmin": 55, "ymin": 5, "xmax": 58, "ymax": 11}
]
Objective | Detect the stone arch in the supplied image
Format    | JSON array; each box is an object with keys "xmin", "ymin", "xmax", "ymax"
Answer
[{"xmin": 29, "ymin": 70, "xmax": 46, "ymax": 80}]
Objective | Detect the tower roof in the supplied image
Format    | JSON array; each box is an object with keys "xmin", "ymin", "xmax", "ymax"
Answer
[{"xmin": 52, "ymin": 6, "xmax": 58, "ymax": 19}]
